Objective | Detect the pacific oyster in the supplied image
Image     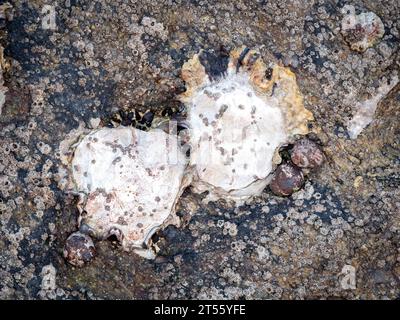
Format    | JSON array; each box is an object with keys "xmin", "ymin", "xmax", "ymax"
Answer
[
  {"xmin": 340, "ymin": 5, "xmax": 385, "ymax": 53},
  {"xmin": 180, "ymin": 47, "xmax": 314, "ymax": 203},
  {"xmin": 64, "ymin": 47, "xmax": 316, "ymax": 260}
]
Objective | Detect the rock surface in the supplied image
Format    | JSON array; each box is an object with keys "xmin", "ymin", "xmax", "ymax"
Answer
[{"xmin": 0, "ymin": 0, "xmax": 399, "ymax": 300}]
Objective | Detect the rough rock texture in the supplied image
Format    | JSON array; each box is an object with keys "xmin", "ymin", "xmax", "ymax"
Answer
[{"xmin": 0, "ymin": 0, "xmax": 399, "ymax": 300}]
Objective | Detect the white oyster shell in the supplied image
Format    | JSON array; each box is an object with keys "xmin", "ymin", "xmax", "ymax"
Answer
[
  {"xmin": 71, "ymin": 126, "xmax": 188, "ymax": 258},
  {"xmin": 188, "ymin": 73, "xmax": 287, "ymax": 202},
  {"xmin": 65, "ymin": 47, "xmax": 315, "ymax": 259}
]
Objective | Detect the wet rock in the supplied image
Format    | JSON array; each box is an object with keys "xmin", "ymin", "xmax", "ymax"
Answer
[{"xmin": 0, "ymin": 45, "xmax": 8, "ymax": 116}]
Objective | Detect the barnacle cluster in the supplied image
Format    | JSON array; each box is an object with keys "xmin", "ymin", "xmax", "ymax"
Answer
[
  {"xmin": 0, "ymin": 3, "xmax": 12, "ymax": 116},
  {"xmin": 63, "ymin": 47, "xmax": 321, "ymax": 262}
]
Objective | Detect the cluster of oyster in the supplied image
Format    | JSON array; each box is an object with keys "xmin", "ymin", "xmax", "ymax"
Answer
[{"xmin": 63, "ymin": 47, "xmax": 325, "ymax": 266}]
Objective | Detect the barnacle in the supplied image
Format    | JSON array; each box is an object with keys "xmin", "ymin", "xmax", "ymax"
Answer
[{"xmin": 180, "ymin": 47, "xmax": 314, "ymax": 203}]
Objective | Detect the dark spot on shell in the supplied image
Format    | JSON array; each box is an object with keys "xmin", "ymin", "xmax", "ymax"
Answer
[
  {"xmin": 112, "ymin": 156, "xmax": 122, "ymax": 165},
  {"xmin": 216, "ymin": 104, "xmax": 229, "ymax": 119}
]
